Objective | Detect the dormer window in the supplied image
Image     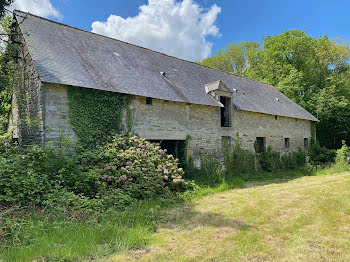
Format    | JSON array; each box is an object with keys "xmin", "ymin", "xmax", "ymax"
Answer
[{"xmin": 220, "ymin": 96, "xmax": 231, "ymax": 127}]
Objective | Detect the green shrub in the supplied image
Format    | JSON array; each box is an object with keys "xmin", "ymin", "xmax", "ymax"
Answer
[
  {"xmin": 183, "ymin": 155, "xmax": 223, "ymax": 186},
  {"xmin": 308, "ymin": 138, "xmax": 336, "ymax": 164},
  {"xmin": 224, "ymin": 140, "xmax": 255, "ymax": 176},
  {"xmin": 281, "ymin": 149, "xmax": 306, "ymax": 170},
  {"xmin": 0, "ymin": 144, "xmax": 88, "ymax": 206},
  {"xmin": 336, "ymin": 140, "xmax": 350, "ymax": 164},
  {"xmin": 0, "ymin": 135, "xmax": 189, "ymax": 210},
  {"xmin": 260, "ymin": 147, "xmax": 281, "ymax": 172},
  {"xmin": 87, "ymin": 135, "xmax": 189, "ymax": 200}
]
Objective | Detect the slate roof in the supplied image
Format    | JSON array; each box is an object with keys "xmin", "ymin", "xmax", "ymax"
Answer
[{"xmin": 14, "ymin": 10, "xmax": 317, "ymax": 121}]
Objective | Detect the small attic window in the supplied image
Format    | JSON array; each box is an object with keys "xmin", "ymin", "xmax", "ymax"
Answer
[{"xmin": 146, "ymin": 97, "xmax": 152, "ymax": 105}]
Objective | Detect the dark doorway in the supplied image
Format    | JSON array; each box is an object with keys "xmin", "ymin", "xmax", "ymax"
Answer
[
  {"xmin": 256, "ymin": 137, "xmax": 266, "ymax": 153},
  {"xmin": 149, "ymin": 140, "xmax": 186, "ymax": 166},
  {"xmin": 220, "ymin": 96, "xmax": 231, "ymax": 127}
]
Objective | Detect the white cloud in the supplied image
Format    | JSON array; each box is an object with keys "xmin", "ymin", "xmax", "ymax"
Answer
[
  {"xmin": 10, "ymin": 0, "xmax": 62, "ymax": 19},
  {"xmin": 91, "ymin": 0, "xmax": 221, "ymax": 61}
]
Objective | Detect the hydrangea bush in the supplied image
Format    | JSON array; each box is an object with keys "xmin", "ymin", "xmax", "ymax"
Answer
[{"xmin": 90, "ymin": 136, "xmax": 188, "ymax": 200}]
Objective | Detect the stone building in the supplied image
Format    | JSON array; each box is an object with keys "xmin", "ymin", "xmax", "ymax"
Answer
[{"xmin": 9, "ymin": 10, "xmax": 317, "ymax": 164}]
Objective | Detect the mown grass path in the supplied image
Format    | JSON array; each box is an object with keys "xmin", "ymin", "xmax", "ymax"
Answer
[{"xmin": 108, "ymin": 172, "xmax": 350, "ymax": 262}]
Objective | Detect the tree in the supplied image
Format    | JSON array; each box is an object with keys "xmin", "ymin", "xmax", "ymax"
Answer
[
  {"xmin": 201, "ymin": 42, "xmax": 262, "ymax": 77},
  {"xmin": 0, "ymin": 0, "xmax": 13, "ymax": 19},
  {"xmin": 0, "ymin": 16, "xmax": 15, "ymax": 133},
  {"xmin": 200, "ymin": 30, "xmax": 350, "ymax": 149}
]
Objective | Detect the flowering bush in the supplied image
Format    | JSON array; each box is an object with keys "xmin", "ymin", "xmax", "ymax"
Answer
[
  {"xmin": 88, "ymin": 136, "xmax": 189, "ymax": 199},
  {"xmin": 0, "ymin": 135, "xmax": 189, "ymax": 211}
]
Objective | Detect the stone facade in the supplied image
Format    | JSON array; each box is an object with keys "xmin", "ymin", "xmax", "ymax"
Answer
[
  {"xmin": 232, "ymin": 110, "xmax": 311, "ymax": 154},
  {"xmin": 10, "ymin": 82, "xmax": 312, "ymax": 164},
  {"xmin": 43, "ymin": 83, "xmax": 75, "ymax": 143},
  {"xmin": 128, "ymin": 96, "xmax": 222, "ymax": 160},
  {"xmin": 9, "ymin": 31, "xmax": 45, "ymax": 145}
]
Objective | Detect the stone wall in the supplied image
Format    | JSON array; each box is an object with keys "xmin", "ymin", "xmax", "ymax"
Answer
[
  {"xmin": 43, "ymin": 83, "xmax": 75, "ymax": 143},
  {"xmin": 9, "ymin": 27, "xmax": 45, "ymax": 145},
  {"xmin": 12, "ymin": 74, "xmax": 312, "ymax": 160},
  {"xmin": 232, "ymin": 110, "xmax": 311, "ymax": 154},
  {"xmin": 127, "ymin": 96, "xmax": 222, "ymax": 164}
]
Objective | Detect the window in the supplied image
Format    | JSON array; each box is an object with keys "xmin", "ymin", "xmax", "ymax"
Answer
[
  {"xmin": 285, "ymin": 138, "xmax": 290, "ymax": 148},
  {"xmin": 220, "ymin": 96, "xmax": 231, "ymax": 127},
  {"xmin": 146, "ymin": 97, "xmax": 152, "ymax": 105},
  {"xmin": 304, "ymin": 138, "xmax": 309, "ymax": 148},
  {"xmin": 275, "ymin": 115, "xmax": 278, "ymax": 120},
  {"xmin": 256, "ymin": 137, "xmax": 265, "ymax": 153}
]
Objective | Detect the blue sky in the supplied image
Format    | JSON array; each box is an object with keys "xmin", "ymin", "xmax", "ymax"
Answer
[{"xmin": 11, "ymin": 0, "xmax": 350, "ymax": 60}]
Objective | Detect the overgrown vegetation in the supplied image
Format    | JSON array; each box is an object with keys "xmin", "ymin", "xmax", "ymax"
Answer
[
  {"xmin": 184, "ymin": 138, "xmax": 309, "ymax": 187},
  {"xmin": 224, "ymin": 139, "xmax": 256, "ymax": 175},
  {"xmin": 67, "ymin": 86, "xmax": 131, "ymax": 148},
  {"xmin": 0, "ymin": 16, "xmax": 15, "ymax": 133},
  {"xmin": 308, "ymin": 137, "xmax": 336, "ymax": 164},
  {"xmin": 0, "ymin": 136, "xmax": 188, "ymax": 211},
  {"xmin": 0, "ymin": 133, "xmax": 349, "ymax": 261}
]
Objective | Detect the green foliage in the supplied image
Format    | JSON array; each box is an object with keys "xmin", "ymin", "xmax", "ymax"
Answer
[
  {"xmin": 335, "ymin": 140, "xmax": 350, "ymax": 163},
  {"xmin": 310, "ymin": 121, "xmax": 316, "ymax": 139},
  {"xmin": 0, "ymin": 0, "xmax": 13, "ymax": 19},
  {"xmin": 200, "ymin": 30, "xmax": 350, "ymax": 149},
  {"xmin": 0, "ymin": 198, "xmax": 179, "ymax": 262},
  {"xmin": 183, "ymin": 155, "xmax": 223, "ymax": 186},
  {"xmin": 224, "ymin": 139, "xmax": 255, "ymax": 175},
  {"xmin": 260, "ymin": 147, "xmax": 281, "ymax": 172},
  {"xmin": 0, "ymin": 143, "xmax": 93, "ymax": 206},
  {"xmin": 281, "ymin": 149, "xmax": 307, "ymax": 170},
  {"xmin": 200, "ymin": 42, "xmax": 262, "ymax": 76},
  {"xmin": 0, "ymin": 135, "xmax": 189, "ymax": 210},
  {"xmin": 308, "ymin": 138, "xmax": 336, "ymax": 164},
  {"xmin": 67, "ymin": 86, "xmax": 131, "ymax": 148},
  {"xmin": 88, "ymin": 135, "xmax": 189, "ymax": 200},
  {"xmin": 0, "ymin": 16, "xmax": 16, "ymax": 133}
]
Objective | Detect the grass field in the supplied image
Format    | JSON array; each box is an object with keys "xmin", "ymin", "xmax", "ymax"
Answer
[
  {"xmin": 108, "ymin": 171, "xmax": 350, "ymax": 262},
  {"xmin": 1, "ymin": 166, "xmax": 349, "ymax": 261}
]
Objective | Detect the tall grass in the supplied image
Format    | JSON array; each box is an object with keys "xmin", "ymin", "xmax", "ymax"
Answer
[{"xmin": 0, "ymin": 198, "xmax": 179, "ymax": 262}]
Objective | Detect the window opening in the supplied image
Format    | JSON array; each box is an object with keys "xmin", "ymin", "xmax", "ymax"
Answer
[
  {"xmin": 256, "ymin": 137, "xmax": 266, "ymax": 153},
  {"xmin": 285, "ymin": 137, "xmax": 290, "ymax": 148},
  {"xmin": 146, "ymin": 97, "xmax": 152, "ymax": 105},
  {"xmin": 220, "ymin": 96, "xmax": 231, "ymax": 127}
]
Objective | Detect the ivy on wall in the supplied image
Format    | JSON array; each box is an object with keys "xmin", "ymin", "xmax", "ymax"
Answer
[
  {"xmin": 311, "ymin": 121, "xmax": 316, "ymax": 139},
  {"xmin": 67, "ymin": 86, "xmax": 131, "ymax": 148}
]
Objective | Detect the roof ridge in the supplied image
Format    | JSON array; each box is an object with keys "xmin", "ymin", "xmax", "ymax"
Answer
[{"xmin": 13, "ymin": 9, "xmax": 275, "ymax": 89}]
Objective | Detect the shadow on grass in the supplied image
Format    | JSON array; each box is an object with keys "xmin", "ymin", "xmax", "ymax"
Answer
[{"xmin": 159, "ymin": 202, "xmax": 252, "ymax": 232}]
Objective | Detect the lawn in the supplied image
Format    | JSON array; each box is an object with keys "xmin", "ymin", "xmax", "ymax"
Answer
[{"xmin": 108, "ymin": 171, "xmax": 350, "ymax": 262}]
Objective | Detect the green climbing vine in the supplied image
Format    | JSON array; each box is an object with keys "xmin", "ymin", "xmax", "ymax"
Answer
[
  {"xmin": 126, "ymin": 102, "xmax": 133, "ymax": 134},
  {"xmin": 67, "ymin": 86, "xmax": 131, "ymax": 148},
  {"xmin": 310, "ymin": 121, "xmax": 316, "ymax": 140}
]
